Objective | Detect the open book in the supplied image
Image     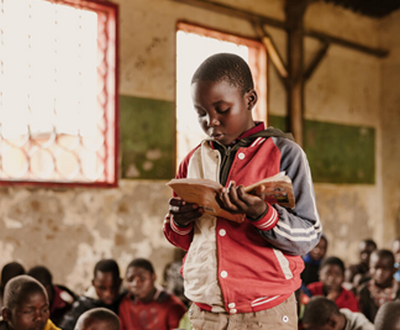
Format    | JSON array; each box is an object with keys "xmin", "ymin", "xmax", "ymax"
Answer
[{"xmin": 167, "ymin": 172, "xmax": 295, "ymax": 223}]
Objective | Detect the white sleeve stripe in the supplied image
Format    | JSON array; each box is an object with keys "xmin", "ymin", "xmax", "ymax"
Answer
[
  {"xmin": 273, "ymin": 226, "xmax": 319, "ymax": 242},
  {"xmin": 277, "ymin": 220, "xmax": 321, "ymax": 234}
]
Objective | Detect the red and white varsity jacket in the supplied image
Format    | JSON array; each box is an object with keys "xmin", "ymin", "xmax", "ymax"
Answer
[{"xmin": 163, "ymin": 123, "xmax": 321, "ymax": 314}]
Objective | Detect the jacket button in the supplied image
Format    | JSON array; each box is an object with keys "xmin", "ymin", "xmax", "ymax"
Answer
[
  {"xmin": 219, "ymin": 229, "xmax": 226, "ymax": 236},
  {"xmin": 282, "ymin": 315, "xmax": 289, "ymax": 323},
  {"xmin": 220, "ymin": 271, "xmax": 228, "ymax": 278},
  {"xmin": 230, "ymin": 309, "xmax": 237, "ymax": 314},
  {"xmin": 238, "ymin": 152, "xmax": 245, "ymax": 160},
  {"xmin": 228, "ymin": 302, "xmax": 235, "ymax": 308}
]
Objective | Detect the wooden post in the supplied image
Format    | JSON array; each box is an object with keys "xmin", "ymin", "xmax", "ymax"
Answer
[{"xmin": 285, "ymin": 0, "xmax": 310, "ymax": 147}]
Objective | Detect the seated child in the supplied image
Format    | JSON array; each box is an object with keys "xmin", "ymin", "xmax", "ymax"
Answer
[
  {"xmin": 357, "ymin": 249, "xmax": 400, "ymax": 323},
  {"xmin": 28, "ymin": 265, "xmax": 77, "ymax": 326},
  {"xmin": 374, "ymin": 300, "xmax": 400, "ymax": 330},
  {"xmin": 119, "ymin": 258, "xmax": 187, "ymax": 330},
  {"xmin": 301, "ymin": 234, "xmax": 328, "ymax": 286},
  {"xmin": 307, "ymin": 256, "xmax": 359, "ymax": 312},
  {"xmin": 0, "ymin": 262, "xmax": 25, "ymax": 310},
  {"xmin": 74, "ymin": 307, "xmax": 120, "ymax": 330},
  {"xmin": 60, "ymin": 259, "xmax": 124, "ymax": 330},
  {"xmin": 345, "ymin": 239, "xmax": 377, "ymax": 291},
  {"xmin": 0, "ymin": 275, "xmax": 60, "ymax": 330},
  {"xmin": 392, "ymin": 238, "xmax": 400, "ymax": 282},
  {"xmin": 302, "ymin": 296, "xmax": 373, "ymax": 330},
  {"xmin": 164, "ymin": 53, "xmax": 321, "ymax": 329}
]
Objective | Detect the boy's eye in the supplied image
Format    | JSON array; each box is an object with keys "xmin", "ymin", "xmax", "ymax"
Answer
[
  {"xmin": 195, "ymin": 109, "xmax": 206, "ymax": 117},
  {"xmin": 216, "ymin": 107, "xmax": 230, "ymax": 113}
]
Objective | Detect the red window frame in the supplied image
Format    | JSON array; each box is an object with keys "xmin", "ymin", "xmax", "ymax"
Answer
[{"xmin": 0, "ymin": 0, "xmax": 119, "ymax": 188}]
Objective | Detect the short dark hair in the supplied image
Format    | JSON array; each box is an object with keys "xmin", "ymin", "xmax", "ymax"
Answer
[
  {"xmin": 75, "ymin": 307, "xmax": 120, "ymax": 330},
  {"xmin": 28, "ymin": 266, "xmax": 53, "ymax": 286},
  {"xmin": 320, "ymin": 256, "xmax": 345, "ymax": 274},
  {"xmin": 374, "ymin": 301, "xmax": 400, "ymax": 330},
  {"xmin": 1, "ymin": 262, "xmax": 25, "ymax": 287},
  {"xmin": 127, "ymin": 258, "xmax": 154, "ymax": 274},
  {"xmin": 371, "ymin": 249, "xmax": 395, "ymax": 265},
  {"xmin": 3, "ymin": 275, "xmax": 47, "ymax": 310},
  {"xmin": 191, "ymin": 53, "xmax": 254, "ymax": 95},
  {"xmin": 303, "ymin": 296, "xmax": 340, "ymax": 326},
  {"xmin": 94, "ymin": 259, "xmax": 120, "ymax": 279},
  {"xmin": 362, "ymin": 238, "xmax": 377, "ymax": 249}
]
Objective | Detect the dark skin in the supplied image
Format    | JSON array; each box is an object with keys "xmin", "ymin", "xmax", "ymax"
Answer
[
  {"xmin": 319, "ymin": 265, "xmax": 344, "ymax": 301},
  {"xmin": 369, "ymin": 253, "xmax": 395, "ymax": 288},
  {"xmin": 169, "ymin": 80, "xmax": 268, "ymax": 226},
  {"xmin": 92, "ymin": 271, "xmax": 121, "ymax": 305},
  {"xmin": 124, "ymin": 266, "xmax": 156, "ymax": 303}
]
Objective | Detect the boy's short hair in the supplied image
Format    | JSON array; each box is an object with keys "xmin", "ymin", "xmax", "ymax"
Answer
[
  {"xmin": 1, "ymin": 262, "xmax": 25, "ymax": 287},
  {"xmin": 28, "ymin": 265, "xmax": 53, "ymax": 286},
  {"xmin": 3, "ymin": 275, "xmax": 47, "ymax": 310},
  {"xmin": 320, "ymin": 256, "xmax": 345, "ymax": 274},
  {"xmin": 74, "ymin": 307, "xmax": 120, "ymax": 330},
  {"xmin": 93, "ymin": 259, "xmax": 120, "ymax": 278},
  {"xmin": 127, "ymin": 258, "xmax": 155, "ymax": 274},
  {"xmin": 371, "ymin": 249, "xmax": 395, "ymax": 265},
  {"xmin": 362, "ymin": 238, "xmax": 377, "ymax": 249},
  {"xmin": 191, "ymin": 53, "xmax": 254, "ymax": 95},
  {"xmin": 303, "ymin": 296, "xmax": 340, "ymax": 326},
  {"xmin": 374, "ymin": 301, "xmax": 400, "ymax": 330}
]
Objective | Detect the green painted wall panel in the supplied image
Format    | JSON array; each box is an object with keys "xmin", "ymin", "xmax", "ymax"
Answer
[
  {"xmin": 269, "ymin": 115, "xmax": 375, "ymax": 184},
  {"xmin": 120, "ymin": 95, "xmax": 175, "ymax": 180}
]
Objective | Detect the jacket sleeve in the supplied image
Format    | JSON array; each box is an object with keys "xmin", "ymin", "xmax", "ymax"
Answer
[
  {"xmin": 163, "ymin": 147, "xmax": 199, "ymax": 251},
  {"xmin": 59, "ymin": 298, "xmax": 88, "ymax": 330},
  {"xmin": 252, "ymin": 137, "xmax": 322, "ymax": 256}
]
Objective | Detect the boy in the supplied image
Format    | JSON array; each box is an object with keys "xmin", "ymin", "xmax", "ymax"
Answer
[
  {"xmin": 302, "ymin": 234, "xmax": 328, "ymax": 286},
  {"xmin": 357, "ymin": 249, "xmax": 400, "ymax": 322},
  {"xmin": 118, "ymin": 258, "xmax": 186, "ymax": 330},
  {"xmin": 60, "ymin": 259, "xmax": 124, "ymax": 330},
  {"xmin": 0, "ymin": 275, "xmax": 60, "ymax": 330},
  {"xmin": 74, "ymin": 308, "xmax": 120, "ymax": 330},
  {"xmin": 302, "ymin": 296, "xmax": 373, "ymax": 330},
  {"xmin": 345, "ymin": 239, "xmax": 377, "ymax": 291},
  {"xmin": 163, "ymin": 53, "xmax": 321, "ymax": 329},
  {"xmin": 392, "ymin": 238, "xmax": 400, "ymax": 282},
  {"xmin": 374, "ymin": 300, "xmax": 400, "ymax": 330},
  {"xmin": 28, "ymin": 265, "xmax": 76, "ymax": 326},
  {"xmin": 307, "ymin": 257, "xmax": 359, "ymax": 312}
]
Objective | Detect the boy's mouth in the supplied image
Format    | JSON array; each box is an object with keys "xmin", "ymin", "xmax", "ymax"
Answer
[{"xmin": 210, "ymin": 132, "xmax": 224, "ymax": 141}]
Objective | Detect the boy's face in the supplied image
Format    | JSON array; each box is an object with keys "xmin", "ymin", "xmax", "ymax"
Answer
[
  {"xmin": 370, "ymin": 254, "xmax": 395, "ymax": 288},
  {"xmin": 191, "ymin": 80, "xmax": 256, "ymax": 146},
  {"xmin": 125, "ymin": 266, "xmax": 156, "ymax": 301},
  {"xmin": 319, "ymin": 264, "xmax": 343, "ymax": 292},
  {"xmin": 359, "ymin": 242, "xmax": 375, "ymax": 265},
  {"xmin": 4, "ymin": 291, "xmax": 49, "ymax": 330},
  {"xmin": 92, "ymin": 271, "xmax": 121, "ymax": 305},
  {"xmin": 309, "ymin": 238, "xmax": 327, "ymax": 261},
  {"xmin": 392, "ymin": 241, "xmax": 400, "ymax": 265}
]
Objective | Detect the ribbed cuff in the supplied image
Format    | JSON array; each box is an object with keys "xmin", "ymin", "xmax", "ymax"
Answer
[
  {"xmin": 170, "ymin": 217, "xmax": 194, "ymax": 235},
  {"xmin": 248, "ymin": 204, "xmax": 279, "ymax": 231}
]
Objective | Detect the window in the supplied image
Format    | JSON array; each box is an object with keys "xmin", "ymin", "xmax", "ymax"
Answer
[
  {"xmin": 0, "ymin": 0, "xmax": 118, "ymax": 186},
  {"xmin": 176, "ymin": 22, "xmax": 267, "ymax": 167}
]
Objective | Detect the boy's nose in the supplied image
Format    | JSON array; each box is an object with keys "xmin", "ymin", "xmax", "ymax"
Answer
[{"xmin": 207, "ymin": 114, "xmax": 220, "ymax": 127}]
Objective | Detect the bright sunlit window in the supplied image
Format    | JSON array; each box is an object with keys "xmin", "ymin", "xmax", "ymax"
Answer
[
  {"xmin": 176, "ymin": 22, "xmax": 267, "ymax": 167},
  {"xmin": 0, "ymin": 0, "xmax": 118, "ymax": 186}
]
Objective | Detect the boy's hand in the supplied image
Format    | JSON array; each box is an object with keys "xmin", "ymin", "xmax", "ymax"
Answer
[
  {"xmin": 219, "ymin": 181, "xmax": 267, "ymax": 219},
  {"xmin": 169, "ymin": 198, "xmax": 204, "ymax": 227}
]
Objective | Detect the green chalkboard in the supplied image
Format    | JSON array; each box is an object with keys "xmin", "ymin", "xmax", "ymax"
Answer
[
  {"xmin": 269, "ymin": 115, "xmax": 375, "ymax": 184},
  {"xmin": 120, "ymin": 95, "xmax": 175, "ymax": 180}
]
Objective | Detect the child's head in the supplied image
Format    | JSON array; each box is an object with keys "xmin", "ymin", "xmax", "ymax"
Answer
[
  {"xmin": 392, "ymin": 238, "xmax": 400, "ymax": 265},
  {"xmin": 374, "ymin": 301, "xmax": 400, "ymax": 330},
  {"xmin": 74, "ymin": 307, "xmax": 120, "ymax": 330},
  {"xmin": 1, "ymin": 262, "xmax": 26, "ymax": 289},
  {"xmin": 1, "ymin": 275, "xmax": 50, "ymax": 330},
  {"xmin": 369, "ymin": 249, "xmax": 395, "ymax": 288},
  {"xmin": 359, "ymin": 239, "xmax": 377, "ymax": 266},
  {"xmin": 190, "ymin": 53, "xmax": 258, "ymax": 146},
  {"xmin": 28, "ymin": 266, "xmax": 54, "ymax": 304},
  {"xmin": 302, "ymin": 296, "xmax": 345, "ymax": 330},
  {"xmin": 319, "ymin": 257, "xmax": 345, "ymax": 292},
  {"xmin": 309, "ymin": 235, "xmax": 328, "ymax": 261},
  {"xmin": 125, "ymin": 258, "xmax": 156, "ymax": 302},
  {"xmin": 92, "ymin": 259, "xmax": 121, "ymax": 305}
]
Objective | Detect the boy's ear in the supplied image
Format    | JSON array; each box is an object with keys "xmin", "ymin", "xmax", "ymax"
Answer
[
  {"xmin": 246, "ymin": 89, "xmax": 258, "ymax": 111},
  {"xmin": 1, "ymin": 307, "xmax": 11, "ymax": 322}
]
